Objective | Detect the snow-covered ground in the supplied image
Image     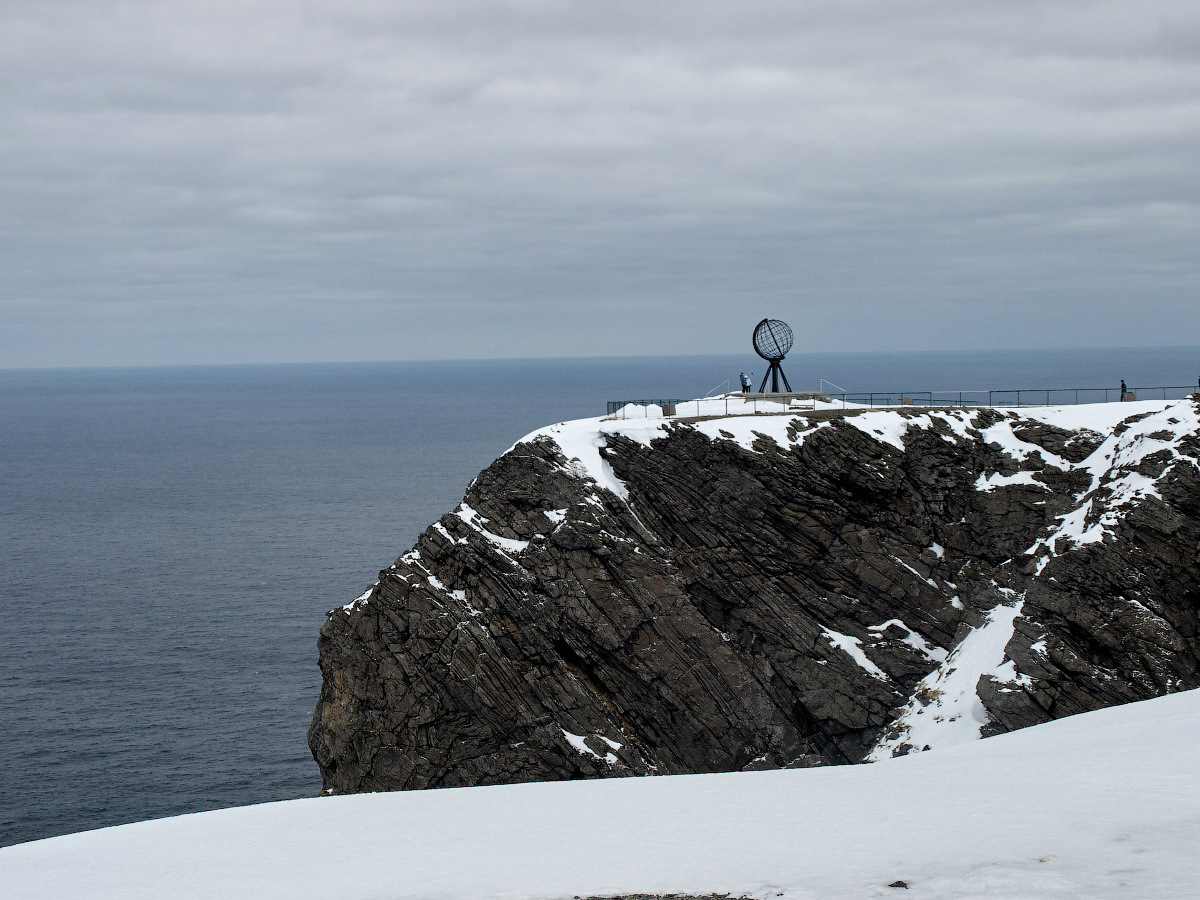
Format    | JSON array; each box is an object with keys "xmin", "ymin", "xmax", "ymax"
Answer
[
  {"xmin": 3, "ymin": 688, "xmax": 1198, "ymax": 899},
  {"xmin": 520, "ymin": 397, "xmax": 1186, "ymax": 500}
]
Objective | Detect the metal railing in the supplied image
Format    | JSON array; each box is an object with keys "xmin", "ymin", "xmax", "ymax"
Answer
[
  {"xmin": 827, "ymin": 386, "xmax": 1197, "ymax": 408},
  {"xmin": 831, "ymin": 391, "xmax": 987, "ymax": 407},
  {"xmin": 607, "ymin": 386, "xmax": 1197, "ymax": 418},
  {"xmin": 673, "ymin": 397, "xmax": 806, "ymax": 417},
  {"xmin": 607, "ymin": 399, "xmax": 683, "ymax": 417}
]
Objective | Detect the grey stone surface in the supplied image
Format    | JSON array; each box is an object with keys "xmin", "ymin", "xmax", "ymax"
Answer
[{"xmin": 309, "ymin": 401, "xmax": 1200, "ymax": 794}]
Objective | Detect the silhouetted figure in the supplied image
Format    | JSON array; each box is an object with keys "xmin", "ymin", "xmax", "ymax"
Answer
[{"xmin": 1121, "ymin": 379, "xmax": 1127, "ymax": 397}]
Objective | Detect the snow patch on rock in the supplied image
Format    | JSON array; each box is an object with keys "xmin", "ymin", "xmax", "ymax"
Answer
[
  {"xmin": 869, "ymin": 598, "xmax": 1028, "ymax": 760},
  {"xmin": 454, "ymin": 504, "xmax": 530, "ymax": 554},
  {"xmin": 867, "ymin": 619, "xmax": 948, "ymax": 663},
  {"xmin": 822, "ymin": 628, "xmax": 888, "ymax": 681},
  {"xmin": 560, "ymin": 729, "xmax": 619, "ymax": 765},
  {"xmin": 1024, "ymin": 401, "xmax": 1200, "ymax": 571},
  {"xmin": 975, "ymin": 470, "xmax": 1047, "ymax": 492},
  {"xmin": 341, "ymin": 585, "xmax": 375, "ymax": 613}
]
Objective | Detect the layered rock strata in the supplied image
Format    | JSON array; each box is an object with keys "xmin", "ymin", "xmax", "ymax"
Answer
[{"xmin": 310, "ymin": 397, "xmax": 1200, "ymax": 794}]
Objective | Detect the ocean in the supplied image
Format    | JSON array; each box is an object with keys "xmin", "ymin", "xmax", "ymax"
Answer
[{"xmin": 2, "ymin": 347, "xmax": 1198, "ymax": 847}]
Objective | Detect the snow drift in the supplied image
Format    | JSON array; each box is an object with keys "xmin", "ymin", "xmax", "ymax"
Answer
[{"xmin": 4, "ymin": 687, "xmax": 1199, "ymax": 899}]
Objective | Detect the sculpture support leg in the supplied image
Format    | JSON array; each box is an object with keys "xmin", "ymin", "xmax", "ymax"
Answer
[{"xmin": 758, "ymin": 362, "xmax": 790, "ymax": 394}]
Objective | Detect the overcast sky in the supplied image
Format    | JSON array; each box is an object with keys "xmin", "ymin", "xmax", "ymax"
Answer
[{"xmin": 2, "ymin": 1, "xmax": 1198, "ymax": 368}]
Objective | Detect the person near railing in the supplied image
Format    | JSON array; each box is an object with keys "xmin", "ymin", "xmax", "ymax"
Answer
[{"xmin": 739, "ymin": 372, "xmax": 752, "ymax": 392}]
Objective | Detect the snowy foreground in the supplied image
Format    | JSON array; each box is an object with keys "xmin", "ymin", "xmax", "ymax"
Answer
[{"xmin": 4, "ymin": 689, "xmax": 1199, "ymax": 899}]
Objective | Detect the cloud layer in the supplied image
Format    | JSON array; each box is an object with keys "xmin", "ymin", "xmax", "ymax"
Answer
[{"xmin": 3, "ymin": 1, "xmax": 1199, "ymax": 366}]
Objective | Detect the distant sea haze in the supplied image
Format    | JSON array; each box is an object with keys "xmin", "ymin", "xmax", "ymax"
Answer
[{"xmin": 1, "ymin": 346, "xmax": 1197, "ymax": 847}]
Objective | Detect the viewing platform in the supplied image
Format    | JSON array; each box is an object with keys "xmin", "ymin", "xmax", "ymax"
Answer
[{"xmin": 605, "ymin": 386, "xmax": 1200, "ymax": 421}]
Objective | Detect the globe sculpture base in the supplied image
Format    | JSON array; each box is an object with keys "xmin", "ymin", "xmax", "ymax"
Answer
[{"xmin": 759, "ymin": 362, "xmax": 792, "ymax": 394}]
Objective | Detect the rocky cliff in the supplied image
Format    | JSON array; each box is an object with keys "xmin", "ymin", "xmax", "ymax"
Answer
[{"xmin": 309, "ymin": 396, "xmax": 1200, "ymax": 794}]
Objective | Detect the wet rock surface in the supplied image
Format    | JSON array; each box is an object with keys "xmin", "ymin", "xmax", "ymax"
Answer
[{"xmin": 309, "ymin": 400, "xmax": 1200, "ymax": 794}]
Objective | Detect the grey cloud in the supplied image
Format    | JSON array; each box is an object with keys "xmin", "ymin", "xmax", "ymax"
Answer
[{"xmin": 1, "ymin": 1, "xmax": 1198, "ymax": 367}]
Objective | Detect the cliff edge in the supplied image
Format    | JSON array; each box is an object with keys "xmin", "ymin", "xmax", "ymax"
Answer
[{"xmin": 309, "ymin": 396, "xmax": 1200, "ymax": 793}]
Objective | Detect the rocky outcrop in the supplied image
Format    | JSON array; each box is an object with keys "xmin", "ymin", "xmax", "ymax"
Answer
[{"xmin": 309, "ymin": 397, "xmax": 1200, "ymax": 794}]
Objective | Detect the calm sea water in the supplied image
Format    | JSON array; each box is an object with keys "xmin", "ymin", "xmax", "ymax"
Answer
[{"xmin": 2, "ymin": 348, "xmax": 1198, "ymax": 847}]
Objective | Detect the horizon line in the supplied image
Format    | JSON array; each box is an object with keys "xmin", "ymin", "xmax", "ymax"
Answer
[{"xmin": 3, "ymin": 343, "xmax": 1200, "ymax": 375}]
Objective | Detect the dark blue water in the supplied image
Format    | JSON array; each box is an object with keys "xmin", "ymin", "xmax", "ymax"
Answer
[{"xmin": 2, "ymin": 348, "xmax": 1198, "ymax": 848}]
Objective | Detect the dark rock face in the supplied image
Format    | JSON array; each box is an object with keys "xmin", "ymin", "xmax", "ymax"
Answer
[{"xmin": 309, "ymin": 400, "xmax": 1200, "ymax": 794}]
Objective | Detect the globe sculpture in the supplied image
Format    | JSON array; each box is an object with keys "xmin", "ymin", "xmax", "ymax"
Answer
[{"xmin": 752, "ymin": 318, "xmax": 793, "ymax": 393}]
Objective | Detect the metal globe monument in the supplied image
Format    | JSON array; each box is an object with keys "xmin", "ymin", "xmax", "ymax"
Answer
[{"xmin": 752, "ymin": 318, "xmax": 793, "ymax": 393}]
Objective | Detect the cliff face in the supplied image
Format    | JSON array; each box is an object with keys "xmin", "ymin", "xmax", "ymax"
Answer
[{"xmin": 309, "ymin": 397, "xmax": 1200, "ymax": 794}]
